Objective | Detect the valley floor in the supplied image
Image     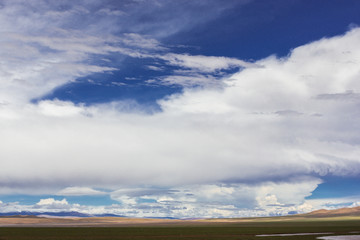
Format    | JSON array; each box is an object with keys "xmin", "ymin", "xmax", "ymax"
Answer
[{"xmin": 0, "ymin": 216, "xmax": 360, "ymax": 239}]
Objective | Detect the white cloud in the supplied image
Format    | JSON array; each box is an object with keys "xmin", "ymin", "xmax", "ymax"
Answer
[
  {"xmin": 159, "ymin": 53, "xmax": 258, "ymax": 73},
  {"xmin": 304, "ymin": 196, "xmax": 360, "ymax": 210},
  {"xmin": 143, "ymin": 54, "xmax": 262, "ymax": 88},
  {"xmin": 146, "ymin": 65, "xmax": 164, "ymax": 71},
  {"xmin": 36, "ymin": 100, "xmax": 85, "ymax": 117},
  {"xmin": 1, "ymin": 0, "xmax": 360, "ymax": 217},
  {"xmin": 57, "ymin": 187, "xmax": 107, "ymax": 196},
  {"xmin": 0, "ymin": 180, "xmax": 334, "ymax": 218},
  {"xmin": 35, "ymin": 198, "xmax": 71, "ymax": 210},
  {"xmin": 1, "ymin": 28, "xmax": 360, "ymax": 197},
  {"xmin": 255, "ymin": 179, "xmax": 322, "ymax": 207},
  {"xmin": 143, "ymin": 54, "xmax": 259, "ymax": 88},
  {"xmin": 350, "ymin": 201, "xmax": 360, "ymax": 207},
  {"xmin": 122, "ymin": 33, "xmax": 165, "ymax": 50},
  {"xmin": 0, "ymin": 0, "xmax": 253, "ymax": 103},
  {"xmin": 36, "ymin": 198, "xmax": 68, "ymax": 206},
  {"xmin": 0, "ymin": 2, "xmax": 120, "ymax": 104},
  {"xmin": 0, "ymin": 191, "xmax": 359, "ymax": 218},
  {"xmin": 148, "ymin": 74, "xmax": 219, "ymax": 88},
  {"xmin": 108, "ymin": 179, "xmax": 321, "ymax": 218}
]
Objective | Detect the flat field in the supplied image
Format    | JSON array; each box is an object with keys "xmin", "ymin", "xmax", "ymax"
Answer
[{"xmin": 0, "ymin": 216, "xmax": 359, "ymax": 239}]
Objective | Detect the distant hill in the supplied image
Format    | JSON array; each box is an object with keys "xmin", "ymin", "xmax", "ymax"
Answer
[
  {"xmin": 1, "ymin": 206, "xmax": 360, "ymax": 220},
  {"xmin": 302, "ymin": 206, "xmax": 360, "ymax": 217},
  {"xmin": 0, "ymin": 211, "xmax": 125, "ymax": 218}
]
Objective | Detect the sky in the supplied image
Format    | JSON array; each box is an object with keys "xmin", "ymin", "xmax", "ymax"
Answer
[{"xmin": 1, "ymin": 0, "xmax": 360, "ymax": 218}]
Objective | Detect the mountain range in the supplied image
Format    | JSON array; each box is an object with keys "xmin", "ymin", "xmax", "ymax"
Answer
[
  {"xmin": 302, "ymin": 206, "xmax": 360, "ymax": 217},
  {"xmin": 0, "ymin": 206, "xmax": 360, "ymax": 219}
]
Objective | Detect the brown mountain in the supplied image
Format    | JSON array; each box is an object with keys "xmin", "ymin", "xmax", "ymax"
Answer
[{"xmin": 303, "ymin": 206, "xmax": 360, "ymax": 217}]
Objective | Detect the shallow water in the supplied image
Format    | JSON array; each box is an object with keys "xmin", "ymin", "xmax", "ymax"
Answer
[
  {"xmin": 318, "ymin": 235, "xmax": 360, "ymax": 240},
  {"xmin": 257, "ymin": 233, "xmax": 333, "ymax": 237}
]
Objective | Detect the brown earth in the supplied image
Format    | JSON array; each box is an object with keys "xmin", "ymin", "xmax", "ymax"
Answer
[
  {"xmin": 0, "ymin": 216, "xmax": 193, "ymax": 227},
  {"xmin": 303, "ymin": 206, "xmax": 360, "ymax": 217}
]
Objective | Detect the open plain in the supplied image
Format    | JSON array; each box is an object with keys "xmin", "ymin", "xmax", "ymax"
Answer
[{"xmin": 0, "ymin": 211, "xmax": 360, "ymax": 240}]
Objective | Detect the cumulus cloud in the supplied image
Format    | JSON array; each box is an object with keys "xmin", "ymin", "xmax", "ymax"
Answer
[
  {"xmin": 0, "ymin": 180, "xmax": 353, "ymax": 218},
  {"xmin": 305, "ymin": 196, "xmax": 360, "ymax": 210},
  {"xmin": 0, "ymin": 182, "xmax": 358, "ymax": 218},
  {"xmin": 106, "ymin": 178, "xmax": 321, "ymax": 218},
  {"xmin": 36, "ymin": 198, "xmax": 69, "ymax": 207},
  {"xmin": 1, "ymin": 28, "xmax": 360, "ymax": 192},
  {"xmin": 31, "ymin": 198, "xmax": 77, "ymax": 212}
]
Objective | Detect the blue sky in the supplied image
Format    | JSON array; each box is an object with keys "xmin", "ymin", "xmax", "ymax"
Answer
[{"xmin": 1, "ymin": 0, "xmax": 360, "ymax": 218}]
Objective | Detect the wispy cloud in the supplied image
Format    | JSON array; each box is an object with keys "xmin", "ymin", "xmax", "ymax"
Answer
[
  {"xmin": 57, "ymin": 187, "xmax": 107, "ymax": 196},
  {"xmin": 158, "ymin": 54, "xmax": 257, "ymax": 73},
  {"xmin": 0, "ymin": 0, "xmax": 253, "ymax": 104}
]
